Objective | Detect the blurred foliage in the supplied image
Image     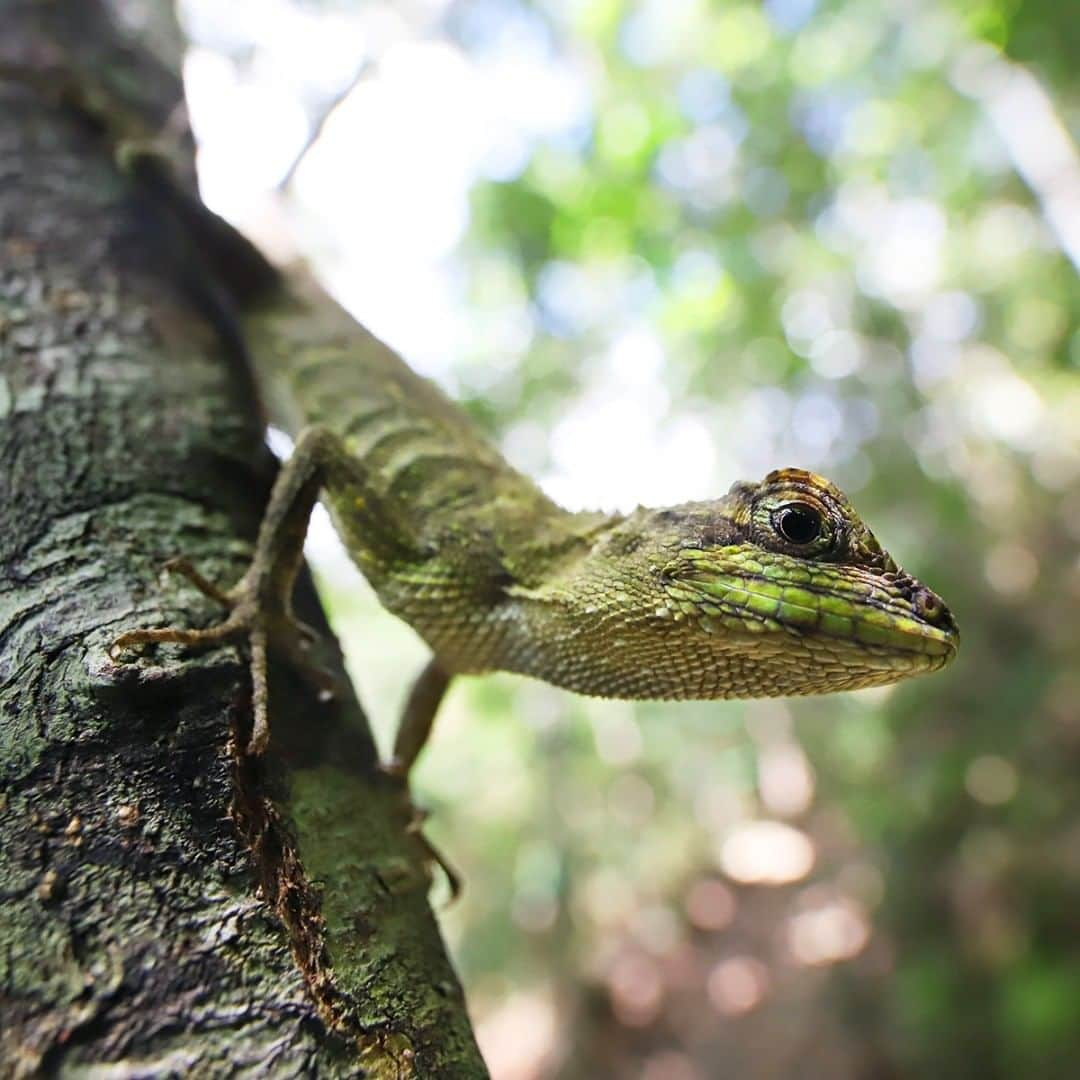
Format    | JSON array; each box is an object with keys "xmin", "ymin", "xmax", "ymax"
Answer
[
  {"xmin": 431, "ymin": 1, "xmax": 1080, "ymax": 1066},
  {"xmin": 183, "ymin": 0, "xmax": 1080, "ymax": 1075},
  {"xmin": 445, "ymin": 2, "xmax": 1080, "ymax": 1076}
]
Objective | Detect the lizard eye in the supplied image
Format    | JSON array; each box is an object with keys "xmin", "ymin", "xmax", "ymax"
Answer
[{"xmin": 773, "ymin": 503, "xmax": 824, "ymax": 546}]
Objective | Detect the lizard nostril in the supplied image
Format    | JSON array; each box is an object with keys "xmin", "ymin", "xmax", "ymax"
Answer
[{"xmin": 913, "ymin": 587, "xmax": 948, "ymax": 625}]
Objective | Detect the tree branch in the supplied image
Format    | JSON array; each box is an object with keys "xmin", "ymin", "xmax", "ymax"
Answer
[{"xmin": 0, "ymin": 2, "xmax": 485, "ymax": 1075}]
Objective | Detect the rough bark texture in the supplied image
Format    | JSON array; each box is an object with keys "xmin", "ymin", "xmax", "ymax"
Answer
[{"xmin": 0, "ymin": 2, "xmax": 487, "ymax": 1075}]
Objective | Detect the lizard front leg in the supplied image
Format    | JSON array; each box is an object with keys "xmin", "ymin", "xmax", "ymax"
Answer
[
  {"xmin": 111, "ymin": 425, "xmax": 346, "ymax": 753},
  {"xmin": 113, "ymin": 424, "xmax": 458, "ymax": 772}
]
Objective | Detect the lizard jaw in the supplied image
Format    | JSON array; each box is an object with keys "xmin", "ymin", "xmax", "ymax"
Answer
[{"xmin": 662, "ymin": 546, "xmax": 959, "ymax": 694}]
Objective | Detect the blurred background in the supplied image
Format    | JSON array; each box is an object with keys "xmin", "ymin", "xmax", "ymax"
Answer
[{"xmin": 157, "ymin": 0, "xmax": 1079, "ymax": 1075}]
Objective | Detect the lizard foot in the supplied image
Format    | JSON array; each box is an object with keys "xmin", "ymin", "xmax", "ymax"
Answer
[
  {"xmin": 403, "ymin": 801, "xmax": 462, "ymax": 903},
  {"xmin": 111, "ymin": 559, "xmax": 330, "ymax": 754},
  {"xmin": 380, "ymin": 759, "xmax": 463, "ymax": 897}
]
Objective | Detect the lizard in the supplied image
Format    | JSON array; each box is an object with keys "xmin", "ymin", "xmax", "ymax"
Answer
[
  {"xmin": 13, "ymin": 56, "xmax": 957, "ymax": 776},
  {"xmin": 111, "ymin": 266, "xmax": 959, "ymax": 771},
  {"xmin": 4, "ymin": 41, "xmax": 959, "ymax": 777}
]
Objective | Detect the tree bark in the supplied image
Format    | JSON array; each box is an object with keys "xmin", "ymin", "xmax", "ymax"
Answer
[{"xmin": 0, "ymin": 2, "xmax": 486, "ymax": 1075}]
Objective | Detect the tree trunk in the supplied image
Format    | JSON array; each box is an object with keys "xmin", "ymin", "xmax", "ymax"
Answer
[{"xmin": 0, "ymin": 2, "xmax": 486, "ymax": 1075}]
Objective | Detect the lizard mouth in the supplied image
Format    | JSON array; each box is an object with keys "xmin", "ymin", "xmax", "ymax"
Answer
[
  {"xmin": 812, "ymin": 590, "xmax": 959, "ymax": 674},
  {"xmin": 776, "ymin": 574, "xmax": 957, "ymax": 659},
  {"xmin": 672, "ymin": 560, "xmax": 959, "ymax": 672}
]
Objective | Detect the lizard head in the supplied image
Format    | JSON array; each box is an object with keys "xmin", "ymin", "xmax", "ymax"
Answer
[{"xmin": 638, "ymin": 468, "xmax": 959, "ymax": 697}]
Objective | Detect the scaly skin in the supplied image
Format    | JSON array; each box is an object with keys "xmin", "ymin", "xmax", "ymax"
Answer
[{"xmin": 114, "ymin": 281, "xmax": 958, "ymax": 757}]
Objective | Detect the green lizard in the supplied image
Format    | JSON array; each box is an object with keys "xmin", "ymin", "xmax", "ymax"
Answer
[{"xmin": 112, "ymin": 275, "xmax": 958, "ymax": 768}]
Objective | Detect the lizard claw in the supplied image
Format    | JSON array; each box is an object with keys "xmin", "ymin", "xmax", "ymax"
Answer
[
  {"xmin": 380, "ymin": 770, "xmax": 462, "ymax": 902},
  {"xmin": 161, "ymin": 556, "xmax": 237, "ymax": 608},
  {"xmin": 110, "ymin": 608, "xmax": 249, "ymax": 655},
  {"xmin": 110, "ymin": 559, "xmax": 318, "ymax": 756},
  {"xmin": 405, "ymin": 802, "xmax": 462, "ymax": 903},
  {"xmin": 108, "ymin": 556, "xmax": 248, "ymax": 658}
]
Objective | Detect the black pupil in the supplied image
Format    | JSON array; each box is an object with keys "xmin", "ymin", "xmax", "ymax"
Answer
[{"xmin": 777, "ymin": 505, "xmax": 822, "ymax": 545}]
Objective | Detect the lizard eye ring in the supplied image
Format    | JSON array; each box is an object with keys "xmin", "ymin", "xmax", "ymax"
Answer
[{"xmin": 773, "ymin": 503, "xmax": 824, "ymax": 546}]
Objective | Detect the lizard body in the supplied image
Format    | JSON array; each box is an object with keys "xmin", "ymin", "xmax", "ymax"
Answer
[{"xmin": 116, "ymin": 277, "xmax": 958, "ymax": 760}]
